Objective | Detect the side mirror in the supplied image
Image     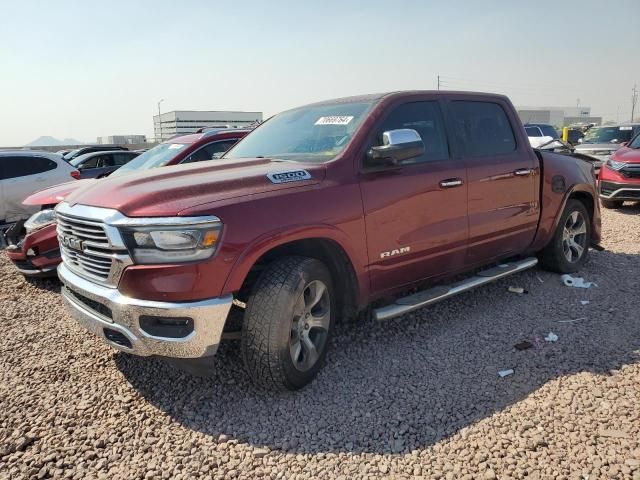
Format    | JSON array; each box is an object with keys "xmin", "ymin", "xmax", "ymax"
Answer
[{"xmin": 367, "ymin": 129, "xmax": 425, "ymax": 166}]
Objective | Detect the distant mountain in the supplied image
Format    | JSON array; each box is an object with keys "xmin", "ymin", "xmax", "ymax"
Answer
[{"xmin": 24, "ymin": 136, "xmax": 85, "ymax": 147}]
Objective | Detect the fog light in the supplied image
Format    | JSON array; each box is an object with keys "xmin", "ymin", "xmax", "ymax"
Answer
[{"xmin": 139, "ymin": 316, "xmax": 194, "ymax": 338}]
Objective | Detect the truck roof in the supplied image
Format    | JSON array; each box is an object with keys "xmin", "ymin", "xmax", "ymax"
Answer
[{"xmin": 302, "ymin": 90, "xmax": 510, "ymax": 108}]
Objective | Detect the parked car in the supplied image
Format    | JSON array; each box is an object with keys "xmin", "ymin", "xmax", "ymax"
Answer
[
  {"xmin": 7, "ymin": 129, "xmax": 249, "ymax": 277},
  {"xmin": 0, "ymin": 151, "xmax": 79, "ymax": 225},
  {"xmin": 70, "ymin": 150, "xmax": 141, "ymax": 179},
  {"xmin": 574, "ymin": 123, "xmax": 640, "ymax": 175},
  {"xmin": 524, "ymin": 123, "xmax": 560, "ymax": 139},
  {"xmin": 598, "ymin": 130, "xmax": 640, "ymax": 209},
  {"xmin": 54, "ymin": 91, "xmax": 601, "ymax": 391},
  {"xmin": 567, "ymin": 129, "xmax": 585, "ymax": 146},
  {"xmin": 63, "ymin": 145, "xmax": 129, "ymax": 161}
]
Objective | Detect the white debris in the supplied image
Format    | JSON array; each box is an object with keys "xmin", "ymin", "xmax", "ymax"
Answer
[
  {"xmin": 498, "ymin": 369, "xmax": 514, "ymax": 377},
  {"xmin": 580, "ymin": 300, "xmax": 590, "ymax": 305},
  {"xmin": 508, "ymin": 286, "xmax": 525, "ymax": 294},
  {"xmin": 561, "ymin": 274, "xmax": 597, "ymax": 289},
  {"xmin": 544, "ymin": 332, "xmax": 559, "ymax": 342},
  {"xmin": 558, "ymin": 317, "xmax": 587, "ymax": 324}
]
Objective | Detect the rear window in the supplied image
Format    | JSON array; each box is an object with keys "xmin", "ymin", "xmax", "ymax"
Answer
[
  {"xmin": 450, "ymin": 101, "xmax": 516, "ymax": 157},
  {"xmin": 0, "ymin": 156, "xmax": 57, "ymax": 179}
]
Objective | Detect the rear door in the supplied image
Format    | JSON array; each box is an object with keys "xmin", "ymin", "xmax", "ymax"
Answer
[
  {"xmin": 447, "ymin": 98, "xmax": 539, "ymax": 264},
  {"xmin": 359, "ymin": 99, "xmax": 468, "ymax": 295},
  {"xmin": 0, "ymin": 155, "xmax": 58, "ymax": 221}
]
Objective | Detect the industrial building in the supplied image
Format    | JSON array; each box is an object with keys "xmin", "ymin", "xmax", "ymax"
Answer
[
  {"xmin": 153, "ymin": 110, "xmax": 263, "ymax": 142},
  {"xmin": 97, "ymin": 135, "xmax": 147, "ymax": 145},
  {"xmin": 516, "ymin": 106, "xmax": 602, "ymax": 127}
]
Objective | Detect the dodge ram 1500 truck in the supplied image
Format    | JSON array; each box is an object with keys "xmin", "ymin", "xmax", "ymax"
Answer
[{"xmin": 56, "ymin": 91, "xmax": 601, "ymax": 391}]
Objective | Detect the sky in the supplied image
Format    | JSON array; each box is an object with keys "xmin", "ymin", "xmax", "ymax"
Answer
[{"xmin": 1, "ymin": 0, "xmax": 638, "ymax": 146}]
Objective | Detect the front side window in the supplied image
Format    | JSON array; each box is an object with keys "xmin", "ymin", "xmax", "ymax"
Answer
[
  {"xmin": 110, "ymin": 143, "xmax": 189, "ymax": 177},
  {"xmin": 225, "ymin": 101, "xmax": 375, "ymax": 163},
  {"xmin": 182, "ymin": 139, "xmax": 240, "ymax": 164},
  {"xmin": 113, "ymin": 153, "xmax": 136, "ymax": 166},
  {"xmin": 450, "ymin": 101, "xmax": 516, "ymax": 157},
  {"xmin": 369, "ymin": 101, "xmax": 449, "ymax": 165},
  {"xmin": 0, "ymin": 156, "xmax": 57, "ymax": 179}
]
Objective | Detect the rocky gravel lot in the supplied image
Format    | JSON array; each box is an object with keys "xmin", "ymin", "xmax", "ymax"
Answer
[{"xmin": 1, "ymin": 206, "xmax": 639, "ymax": 480}]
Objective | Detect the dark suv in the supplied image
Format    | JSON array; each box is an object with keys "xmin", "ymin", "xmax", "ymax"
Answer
[
  {"xmin": 63, "ymin": 145, "xmax": 129, "ymax": 162},
  {"xmin": 70, "ymin": 150, "xmax": 141, "ymax": 179}
]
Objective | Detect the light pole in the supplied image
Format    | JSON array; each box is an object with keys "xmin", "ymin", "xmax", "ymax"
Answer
[{"xmin": 157, "ymin": 99, "xmax": 165, "ymax": 142}]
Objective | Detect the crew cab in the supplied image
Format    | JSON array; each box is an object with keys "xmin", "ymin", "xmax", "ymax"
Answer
[
  {"xmin": 6, "ymin": 128, "xmax": 248, "ymax": 277},
  {"xmin": 55, "ymin": 91, "xmax": 601, "ymax": 391},
  {"xmin": 598, "ymin": 130, "xmax": 640, "ymax": 208}
]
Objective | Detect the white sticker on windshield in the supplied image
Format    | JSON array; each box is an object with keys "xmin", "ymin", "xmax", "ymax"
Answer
[
  {"xmin": 619, "ymin": 126, "xmax": 633, "ymax": 130},
  {"xmin": 315, "ymin": 116, "xmax": 354, "ymax": 126},
  {"xmin": 168, "ymin": 144, "xmax": 184, "ymax": 149}
]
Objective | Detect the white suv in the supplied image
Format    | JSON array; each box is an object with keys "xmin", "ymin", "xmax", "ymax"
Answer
[{"xmin": 0, "ymin": 151, "xmax": 79, "ymax": 224}]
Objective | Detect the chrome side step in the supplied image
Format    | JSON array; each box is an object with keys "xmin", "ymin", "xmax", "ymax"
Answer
[{"xmin": 373, "ymin": 257, "xmax": 539, "ymax": 321}]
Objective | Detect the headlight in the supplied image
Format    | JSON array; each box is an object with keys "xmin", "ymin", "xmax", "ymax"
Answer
[
  {"xmin": 24, "ymin": 209, "xmax": 56, "ymax": 234},
  {"xmin": 606, "ymin": 159, "xmax": 626, "ymax": 171},
  {"xmin": 120, "ymin": 221, "xmax": 222, "ymax": 264}
]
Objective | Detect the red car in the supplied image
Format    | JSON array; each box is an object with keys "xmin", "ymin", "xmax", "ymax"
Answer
[
  {"xmin": 55, "ymin": 91, "xmax": 601, "ymax": 390},
  {"xmin": 7, "ymin": 129, "xmax": 248, "ymax": 277},
  {"xmin": 598, "ymin": 132, "xmax": 640, "ymax": 208}
]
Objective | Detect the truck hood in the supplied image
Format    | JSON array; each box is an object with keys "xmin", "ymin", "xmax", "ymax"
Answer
[
  {"xmin": 64, "ymin": 158, "xmax": 326, "ymax": 217},
  {"xmin": 24, "ymin": 179, "xmax": 96, "ymax": 206}
]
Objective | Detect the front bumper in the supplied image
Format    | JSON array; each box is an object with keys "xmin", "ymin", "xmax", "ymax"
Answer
[
  {"xmin": 599, "ymin": 180, "xmax": 640, "ymax": 201},
  {"xmin": 58, "ymin": 263, "xmax": 233, "ymax": 358}
]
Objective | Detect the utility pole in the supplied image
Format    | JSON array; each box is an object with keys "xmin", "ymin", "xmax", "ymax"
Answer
[
  {"xmin": 631, "ymin": 84, "xmax": 638, "ymax": 122},
  {"xmin": 437, "ymin": 75, "xmax": 440, "ymax": 91},
  {"xmin": 157, "ymin": 99, "xmax": 165, "ymax": 142}
]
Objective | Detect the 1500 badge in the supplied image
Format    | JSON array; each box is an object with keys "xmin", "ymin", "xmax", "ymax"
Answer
[{"xmin": 267, "ymin": 170, "xmax": 312, "ymax": 184}]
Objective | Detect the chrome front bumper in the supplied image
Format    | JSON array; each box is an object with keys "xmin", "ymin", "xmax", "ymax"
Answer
[{"xmin": 58, "ymin": 263, "xmax": 233, "ymax": 358}]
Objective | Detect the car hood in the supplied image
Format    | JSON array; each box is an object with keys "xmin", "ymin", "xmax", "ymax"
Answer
[
  {"xmin": 64, "ymin": 158, "xmax": 326, "ymax": 217},
  {"xmin": 23, "ymin": 179, "xmax": 96, "ymax": 206},
  {"xmin": 611, "ymin": 147, "xmax": 640, "ymax": 163}
]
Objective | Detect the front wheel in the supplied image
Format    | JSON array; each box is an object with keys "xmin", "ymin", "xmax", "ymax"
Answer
[
  {"xmin": 241, "ymin": 256, "xmax": 334, "ymax": 391},
  {"xmin": 538, "ymin": 199, "xmax": 591, "ymax": 273}
]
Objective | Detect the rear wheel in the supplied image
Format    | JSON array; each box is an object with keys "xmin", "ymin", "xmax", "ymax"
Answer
[
  {"xmin": 538, "ymin": 199, "xmax": 591, "ymax": 273},
  {"xmin": 601, "ymin": 198, "xmax": 623, "ymax": 209},
  {"xmin": 241, "ymin": 256, "xmax": 334, "ymax": 390}
]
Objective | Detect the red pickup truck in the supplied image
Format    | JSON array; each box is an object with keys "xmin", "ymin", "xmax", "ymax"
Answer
[
  {"xmin": 56, "ymin": 91, "xmax": 601, "ymax": 390},
  {"xmin": 6, "ymin": 128, "xmax": 248, "ymax": 277}
]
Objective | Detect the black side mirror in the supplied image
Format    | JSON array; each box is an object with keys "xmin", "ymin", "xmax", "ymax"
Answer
[{"xmin": 367, "ymin": 129, "xmax": 425, "ymax": 166}]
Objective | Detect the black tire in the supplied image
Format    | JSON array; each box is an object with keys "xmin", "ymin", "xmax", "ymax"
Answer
[
  {"xmin": 538, "ymin": 199, "xmax": 591, "ymax": 274},
  {"xmin": 241, "ymin": 256, "xmax": 334, "ymax": 391},
  {"xmin": 601, "ymin": 198, "xmax": 623, "ymax": 209}
]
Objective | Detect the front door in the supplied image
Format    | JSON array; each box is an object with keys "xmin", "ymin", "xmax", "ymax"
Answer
[
  {"xmin": 359, "ymin": 99, "xmax": 468, "ymax": 296},
  {"xmin": 447, "ymin": 98, "xmax": 539, "ymax": 264}
]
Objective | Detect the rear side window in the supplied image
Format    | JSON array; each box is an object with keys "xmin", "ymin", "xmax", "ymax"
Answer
[
  {"xmin": 373, "ymin": 101, "xmax": 449, "ymax": 165},
  {"xmin": 113, "ymin": 153, "xmax": 135, "ymax": 166},
  {"xmin": 450, "ymin": 101, "xmax": 516, "ymax": 156},
  {"xmin": 0, "ymin": 156, "xmax": 57, "ymax": 179}
]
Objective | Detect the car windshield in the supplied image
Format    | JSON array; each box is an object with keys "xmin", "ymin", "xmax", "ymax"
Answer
[
  {"xmin": 110, "ymin": 142, "xmax": 189, "ymax": 177},
  {"xmin": 628, "ymin": 132, "xmax": 640, "ymax": 149},
  {"xmin": 224, "ymin": 101, "xmax": 375, "ymax": 162},
  {"xmin": 63, "ymin": 149, "xmax": 81, "ymax": 160},
  {"xmin": 582, "ymin": 126, "xmax": 635, "ymax": 144}
]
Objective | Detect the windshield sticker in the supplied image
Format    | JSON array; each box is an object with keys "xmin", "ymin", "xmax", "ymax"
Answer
[
  {"xmin": 619, "ymin": 126, "xmax": 633, "ymax": 130},
  {"xmin": 168, "ymin": 144, "xmax": 184, "ymax": 149},
  {"xmin": 267, "ymin": 170, "xmax": 312, "ymax": 184},
  {"xmin": 315, "ymin": 116, "xmax": 354, "ymax": 126}
]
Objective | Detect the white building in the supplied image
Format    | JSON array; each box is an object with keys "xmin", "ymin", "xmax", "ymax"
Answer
[
  {"xmin": 153, "ymin": 110, "xmax": 263, "ymax": 142},
  {"xmin": 97, "ymin": 135, "xmax": 147, "ymax": 145},
  {"xmin": 516, "ymin": 106, "xmax": 601, "ymax": 127}
]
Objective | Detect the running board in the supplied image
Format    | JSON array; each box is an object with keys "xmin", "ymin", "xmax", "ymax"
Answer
[{"xmin": 373, "ymin": 257, "xmax": 539, "ymax": 321}]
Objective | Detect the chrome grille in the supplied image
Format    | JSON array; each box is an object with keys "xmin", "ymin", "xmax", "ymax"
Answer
[{"xmin": 56, "ymin": 211, "xmax": 128, "ymax": 285}]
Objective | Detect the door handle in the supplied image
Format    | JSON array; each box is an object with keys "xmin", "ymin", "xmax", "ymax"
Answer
[
  {"xmin": 439, "ymin": 178, "xmax": 464, "ymax": 188},
  {"xmin": 514, "ymin": 168, "xmax": 531, "ymax": 176}
]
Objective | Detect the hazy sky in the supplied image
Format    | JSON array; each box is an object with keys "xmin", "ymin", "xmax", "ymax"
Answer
[{"xmin": 1, "ymin": 0, "xmax": 638, "ymax": 146}]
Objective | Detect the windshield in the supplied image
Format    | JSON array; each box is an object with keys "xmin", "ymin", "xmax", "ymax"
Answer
[
  {"xmin": 628, "ymin": 132, "xmax": 640, "ymax": 149},
  {"xmin": 224, "ymin": 101, "xmax": 375, "ymax": 162},
  {"xmin": 110, "ymin": 142, "xmax": 188, "ymax": 177},
  {"xmin": 582, "ymin": 126, "xmax": 635, "ymax": 144},
  {"xmin": 63, "ymin": 149, "xmax": 81, "ymax": 160}
]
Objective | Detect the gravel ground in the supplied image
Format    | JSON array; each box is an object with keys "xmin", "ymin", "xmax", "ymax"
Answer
[{"xmin": 1, "ymin": 206, "xmax": 639, "ymax": 480}]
